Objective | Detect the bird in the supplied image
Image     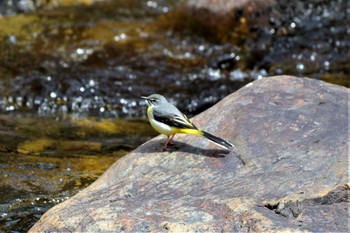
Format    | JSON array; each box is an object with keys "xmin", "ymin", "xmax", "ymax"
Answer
[{"xmin": 141, "ymin": 94, "xmax": 234, "ymax": 150}]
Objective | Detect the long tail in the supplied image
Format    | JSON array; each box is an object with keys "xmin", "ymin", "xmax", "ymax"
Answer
[{"xmin": 202, "ymin": 131, "xmax": 234, "ymax": 149}]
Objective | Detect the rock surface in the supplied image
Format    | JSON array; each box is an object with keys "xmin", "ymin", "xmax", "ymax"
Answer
[{"xmin": 30, "ymin": 76, "xmax": 349, "ymax": 232}]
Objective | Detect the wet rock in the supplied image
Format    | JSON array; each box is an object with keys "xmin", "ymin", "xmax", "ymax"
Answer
[
  {"xmin": 30, "ymin": 76, "xmax": 349, "ymax": 232},
  {"xmin": 171, "ymin": 0, "xmax": 275, "ymax": 42},
  {"xmin": 186, "ymin": 0, "xmax": 275, "ymax": 15}
]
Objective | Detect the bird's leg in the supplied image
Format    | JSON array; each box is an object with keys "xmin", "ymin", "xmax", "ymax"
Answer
[
  {"xmin": 163, "ymin": 134, "xmax": 175, "ymax": 150},
  {"xmin": 167, "ymin": 134, "xmax": 175, "ymax": 145}
]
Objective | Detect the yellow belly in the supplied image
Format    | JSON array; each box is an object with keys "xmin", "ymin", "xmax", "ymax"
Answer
[{"xmin": 147, "ymin": 106, "xmax": 202, "ymax": 136}]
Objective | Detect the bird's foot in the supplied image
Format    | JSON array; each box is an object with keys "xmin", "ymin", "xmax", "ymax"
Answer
[{"xmin": 161, "ymin": 142, "xmax": 175, "ymax": 146}]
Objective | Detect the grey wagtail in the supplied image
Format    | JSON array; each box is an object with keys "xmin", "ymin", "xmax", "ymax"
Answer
[{"xmin": 141, "ymin": 94, "xmax": 234, "ymax": 150}]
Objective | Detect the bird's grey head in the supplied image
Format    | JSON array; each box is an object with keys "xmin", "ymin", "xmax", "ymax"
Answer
[{"xmin": 141, "ymin": 94, "xmax": 168, "ymax": 107}]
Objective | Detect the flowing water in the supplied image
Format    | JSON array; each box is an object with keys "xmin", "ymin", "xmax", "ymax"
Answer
[{"xmin": 0, "ymin": 0, "xmax": 348, "ymax": 231}]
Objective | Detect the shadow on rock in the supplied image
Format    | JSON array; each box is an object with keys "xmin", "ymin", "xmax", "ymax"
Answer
[
  {"xmin": 137, "ymin": 139, "xmax": 246, "ymax": 165},
  {"xmin": 138, "ymin": 139, "xmax": 229, "ymax": 158}
]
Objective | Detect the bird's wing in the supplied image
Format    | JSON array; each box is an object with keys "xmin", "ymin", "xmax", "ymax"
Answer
[{"xmin": 152, "ymin": 105, "xmax": 197, "ymax": 130}]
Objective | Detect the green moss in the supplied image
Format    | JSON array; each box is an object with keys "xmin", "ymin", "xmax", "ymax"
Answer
[
  {"xmin": 17, "ymin": 138, "xmax": 53, "ymax": 155},
  {"xmin": 320, "ymin": 73, "xmax": 350, "ymax": 88},
  {"xmin": 0, "ymin": 15, "xmax": 41, "ymax": 41}
]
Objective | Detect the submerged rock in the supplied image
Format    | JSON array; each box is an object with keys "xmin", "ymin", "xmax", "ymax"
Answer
[{"xmin": 30, "ymin": 76, "xmax": 349, "ymax": 232}]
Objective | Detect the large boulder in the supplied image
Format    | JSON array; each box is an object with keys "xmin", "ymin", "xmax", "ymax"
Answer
[{"xmin": 30, "ymin": 76, "xmax": 349, "ymax": 232}]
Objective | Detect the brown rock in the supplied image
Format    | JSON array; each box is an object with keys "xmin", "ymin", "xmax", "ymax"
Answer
[
  {"xmin": 163, "ymin": 0, "xmax": 276, "ymax": 42},
  {"xmin": 30, "ymin": 76, "xmax": 349, "ymax": 232},
  {"xmin": 186, "ymin": 0, "xmax": 275, "ymax": 15}
]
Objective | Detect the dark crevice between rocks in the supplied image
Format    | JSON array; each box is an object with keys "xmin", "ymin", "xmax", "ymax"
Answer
[{"xmin": 263, "ymin": 184, "xmax": 349, "ymax": 218}]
